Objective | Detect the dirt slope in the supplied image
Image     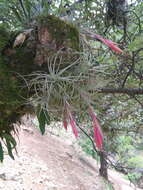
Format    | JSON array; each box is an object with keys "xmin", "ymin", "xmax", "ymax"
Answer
[{"xmin": 0, "ymin": 123, "xmax": 141, "ymax": 190}]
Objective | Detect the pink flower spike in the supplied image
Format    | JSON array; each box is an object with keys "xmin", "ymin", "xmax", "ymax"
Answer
[
  {"xmin": 63, "ymin": 120, "xmax": 68, "ymax": 130},
  {"xmin": 93, "ymin": 124, "xmax": 103, "ymax": 150},
  {"xmin": 63, "ymin": 103, "xmax": 68, "ymax": 130},
  {"xmin": 104, "ymin": 39, "xmax": 123, "ymax": 54},
  {"xmin": 70, "ymin": 119, "xmax": 78, "ymax": 138},
  {"xmin": 88, "ymin": 106, "xmax": 103, "ymax": 150},
  {"xmin": 64, "ymin": 101, "xmax": 78, "ymax": 138},
  {"xmin": 95, "ymin": 34, "xmax": 123, "ymax": 54},
  {"xmin": 88, "ymin": 107, "xmax": 97, "ymax": 122}
]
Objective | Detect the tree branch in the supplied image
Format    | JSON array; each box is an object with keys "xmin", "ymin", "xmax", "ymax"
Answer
[
  {"xmin": 92, "ymin": 88, "xmax": 143, "ymax": 95},
  {"xmin": 18, "ymin": 0, "xmax": 27, "ymax": 19},
  {"xmin": 121, "ymin": 52, "xmax": 135, "ymax": 87},
  {"xmin": 78, "ymin": 125, "xmax": 98, "ymax": 153}
]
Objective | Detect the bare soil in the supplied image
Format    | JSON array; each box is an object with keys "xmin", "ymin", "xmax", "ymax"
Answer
[{"xmin": 0, "ymin": 121, "xmax": 142, "ymax": 190}]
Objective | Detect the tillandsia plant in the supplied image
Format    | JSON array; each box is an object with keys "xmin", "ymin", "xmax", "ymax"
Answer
[{"xmin": 25, "ymin": 32, "xmax": 123, "ymax": 152}]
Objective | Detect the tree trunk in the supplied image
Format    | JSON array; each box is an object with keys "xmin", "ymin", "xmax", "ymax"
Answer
[{"xmin": 99, "ymin": 151, "xmax": 108, "ymax": 179}]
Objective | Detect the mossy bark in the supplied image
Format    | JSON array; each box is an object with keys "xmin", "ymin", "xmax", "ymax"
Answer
[{"xmin": 0, "ymin": 15, "xmax": 80, "ymax": 136}]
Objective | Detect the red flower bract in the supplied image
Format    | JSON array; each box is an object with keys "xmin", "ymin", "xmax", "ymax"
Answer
[
  {"xmin": 93, "ymin": 124, "xmax": 103, "ymax": 150},
  {"xmin": 89, "ymin": 107, "xmax": 103, "ymax": 150},
  {"xmin": 64, "ymin": 101, "xmax": 78, "ymax": 138},
  {"xmin": 63, "ymin": 120, "xmax": 68, "ymax": 130},
  {"xmin": 70, "ymin": 119, "xmax": 78, "ymax": 138},
  {"xmin": 95, "ymin": 34, "xmax": 123, "ymax": 54}
]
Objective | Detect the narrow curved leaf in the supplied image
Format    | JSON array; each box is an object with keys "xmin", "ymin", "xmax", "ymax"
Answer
[
  {"xmin": 37, "ymin": 108, "xmax": 50, "ymax": 135},
  {"xmin": 5, "ymin": 140, "xmax": 14, "ymax": 160},
  {"xmin": 0, "ymin": 142, "xmax": 4, "ymax": 162},
  {"xmin": 3, "ymin": 134, "xmax": 17, "ymax": 149},
  {"xmin": 37, "ymin": 109, "xmax": 46, "ymax": 135}
]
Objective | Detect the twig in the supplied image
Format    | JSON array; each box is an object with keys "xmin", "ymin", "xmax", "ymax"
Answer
[
  {"xmin": 121, "ymin": 52, "xmax": 135, "ymax": 87},
  {"xmin": 18, "ymin": 0, "xmax": 27, "ymax": 19},
  {"xmin": 77, "ymin": 125, "xmax": 98, "ymax": 154},
  {"xmin": 92, "ymin": 88, "xmax": 143, "ymax": 95}
]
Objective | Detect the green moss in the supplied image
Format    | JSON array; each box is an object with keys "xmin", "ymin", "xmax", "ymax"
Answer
[
  {"xmin": 0, "ymin": 57, "xmax": 26, "ymax": 132},
  {"xmin": 11, "ymin": 48, "xmax": 36, "ymax": 74},
  {"xmin": 0, "ymin": 25, "xmax": 10, "ymax": 49},
  {"xmin": 37, "ymin": 15, "xmax": 80, "ymax": 51}
]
